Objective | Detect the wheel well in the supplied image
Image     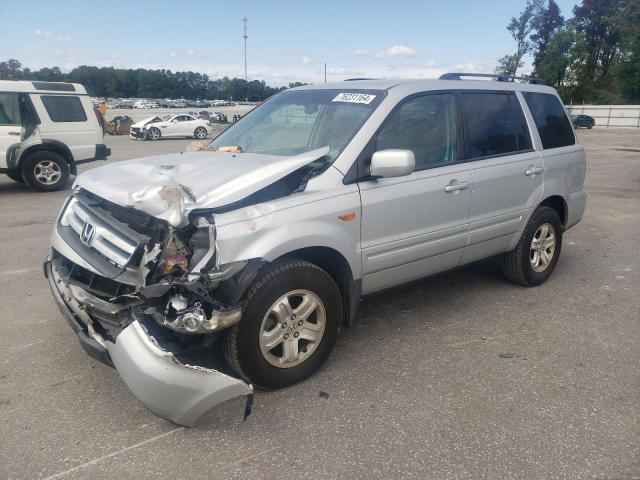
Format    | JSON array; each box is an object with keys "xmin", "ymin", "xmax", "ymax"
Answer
[
  {"xmin": 19, "ymin": 143, "xmax": 76, "ymax": 175},
  {"xmin": 539, "ymin": 195, "xmax": 567, "ymax": 227},
  {"xmin": 281, "ymin": 247, "xmax": 359, "ymax": 327}
]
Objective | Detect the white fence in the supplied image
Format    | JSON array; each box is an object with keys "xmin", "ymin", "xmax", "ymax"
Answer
[{"xmin": 566, "ymin": 104, "xmax": 640, "ymax": 128}]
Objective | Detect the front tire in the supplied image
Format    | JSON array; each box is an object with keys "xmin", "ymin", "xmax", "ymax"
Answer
[
  {"xmin": 194, "ymin": 126, "xmax": 207, "ymax": 139},
  {"xmin": 147, "ymin": 127, "xmax": 161, "ymax": 141},
  {"xmin": 21, "ymin": 151, "xmax": 70, "ymax": 192},
  {"xmin": 502, "ymin": 206, "xmax": 563, "ymax": 286},
  {"xmin": 224, "ymin": 260, "xmax": 342, "ymax": 389}
]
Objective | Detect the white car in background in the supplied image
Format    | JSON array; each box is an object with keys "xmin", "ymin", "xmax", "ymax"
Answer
[{"xmin": 129, "ymin": 114, "xmax": 212, "ymax": 141}]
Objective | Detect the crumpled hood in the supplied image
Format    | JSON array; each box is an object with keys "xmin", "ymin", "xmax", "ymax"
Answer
[
  {"xmin": 131, "ymin": 116, "xmax": 160, "ymax": 128},
  {"xmin": 73, "ymin": 146, "xmax": 330, "ymax": 227}
]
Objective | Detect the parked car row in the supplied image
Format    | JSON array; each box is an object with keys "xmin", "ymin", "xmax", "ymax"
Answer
[{"xmin": 94, "ymin": 98, "xmax": 244, "ymax": 109}]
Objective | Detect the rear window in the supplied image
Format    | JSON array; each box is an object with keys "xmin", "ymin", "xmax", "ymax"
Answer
[
  {"xmin": 459, "ymin": 92, "xmax": 532, "ymax": 160},
  {"xmin": 522, "ymin": 92, "xmax": 575, "ymax": 149},
  {"xmin": 41, "ymin": 95, "xmax": 87, "ymax": 122}
]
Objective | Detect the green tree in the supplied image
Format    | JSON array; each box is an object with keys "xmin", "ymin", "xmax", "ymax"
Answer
[
  {"xmin": 496, "ymin": 0, "xmax": 544, "ymax": 76},
  {"xmin": 531, "ymin": 0, "xmax": 565, "ymax": 73},
  {"xmin": 617, "ymin": 0, "xmax": 640, "ymax": 101},
  {"xmin": 536, "ymin": 27, "xmax": 579, "ymax": 86},
  {"xmin": 0, "ymin": 59, "xmax": 23, "ymax": 79}
]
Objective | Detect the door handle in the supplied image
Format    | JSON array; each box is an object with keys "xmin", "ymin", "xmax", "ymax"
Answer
[
  {"xmin": 525, "ymin": 166, "xmax": 543, "ymax": 176},
  {"xmin": 9, "ymin": 131, "xmax": 21, "ymax": 136},
  {"xmin": 444, "ymin": 180, "xmax": 469, "ymax": 193}
]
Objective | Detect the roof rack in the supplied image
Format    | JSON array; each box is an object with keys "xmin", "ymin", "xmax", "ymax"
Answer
[
  {"xmin": 439, "ymin": 72, "xmax": 546, "ymax": 85},
  {"xmin": 343, "ymin": 78, "xmax": 377, "ymax": 81}
]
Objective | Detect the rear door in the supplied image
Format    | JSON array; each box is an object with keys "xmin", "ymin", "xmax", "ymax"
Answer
[
  {"xmin": 0, "ymin": 92, "xmax": 22, "ymax": 169},
  {"xmin": 358, "ymin": 92, "xmax": 472, "ymax": 294},
  {"xmin": 31, "ymin": 94, "xmax": 99, "ymax": 161},
  {"xmin": 457, "ymin": 90, "xmax": 543, "ymax": 265}
]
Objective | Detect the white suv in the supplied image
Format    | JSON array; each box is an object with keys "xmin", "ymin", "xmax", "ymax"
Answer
[
  {"xmin": 0, "ymin": 80, "xmax": 110, "ymax": 191},
  {"xmin": 47, "ymin": 75, "xmax": 587, "ymax": 425}
]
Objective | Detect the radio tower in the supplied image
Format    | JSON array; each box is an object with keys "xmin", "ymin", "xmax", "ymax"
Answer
[{"xmin": 242, "ymin": 16, "xmax": 248, "ymax": 83}]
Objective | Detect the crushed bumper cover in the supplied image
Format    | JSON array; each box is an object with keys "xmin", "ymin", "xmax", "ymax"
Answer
[
  {"xmin": 108, "ymin": 321, "xmax": 253, "ymax": 426},
  {"xmin": 45, "ymin": 260, "xmax": 253, "ymax": 426}
]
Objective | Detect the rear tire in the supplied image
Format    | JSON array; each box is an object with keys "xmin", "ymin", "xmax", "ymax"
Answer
[
  {"xmin": 194, "ymin": 127, "xmax": 207, "ymax": 139},
  {"xmin": 502, "ymin": 206, "xmax": 563, "ymax": 286},
  {"xmin": 223, "ymin": 259, "xmax": 342, "ymax": 389},
  {"xmin": 21, "ymin": 151, "xmax": 70, "ymax": 192}
]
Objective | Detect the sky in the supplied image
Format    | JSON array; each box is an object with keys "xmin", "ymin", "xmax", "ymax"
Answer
[{"xmin": 0, "ymin": 0, "xmax": 581, "ymax": 86}]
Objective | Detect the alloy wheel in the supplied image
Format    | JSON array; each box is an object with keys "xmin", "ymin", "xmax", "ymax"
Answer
[
  {"xmin": 259, "ymin": 289, "xmax": 326, "ymax": 368},
  {"xmin": 530, "ymin": 223, "xmax": 556, "ymax": 273},
  {"xmin": 33, "ymin": 160, "xmax": 62, "ymax": 186}
]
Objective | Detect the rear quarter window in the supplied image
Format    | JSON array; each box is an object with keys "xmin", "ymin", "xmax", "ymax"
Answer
[
  {"xmin": 41, "ymin": 95, "xmax": 87, "ymax": 123},
  {"xmin": 522, "ymin": 92, "xmax": 575, "ymax": 149},
  {"xmin": 0, "ymin": 93, "xmax": 20, "ymax": 125}
]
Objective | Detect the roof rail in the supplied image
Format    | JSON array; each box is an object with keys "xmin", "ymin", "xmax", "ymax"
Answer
[
  {"xmin": 439, "ymin": 72, "xmax": 546, "ymax": 85},
  {"xmin": 343, "ymin": 78, "xmax": 377, "ymax": 81}
]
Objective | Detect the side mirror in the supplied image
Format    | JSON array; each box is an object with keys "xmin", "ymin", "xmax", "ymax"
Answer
[{"xmin": 370, "ymin": 149, "xmax": 415, "ymax": 178}]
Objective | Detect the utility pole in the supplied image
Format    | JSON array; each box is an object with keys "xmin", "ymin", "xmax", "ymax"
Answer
[
  {"xmin": 324, "ymin": 62, "xmax": 327, "ymax": 83},
  {"xmin": 243, "ymin": 16, "xmax": 248, "ymax": 83},
  {"xmin": 243, "ymin": 15, "xmax": 248, "ymax": 101}
]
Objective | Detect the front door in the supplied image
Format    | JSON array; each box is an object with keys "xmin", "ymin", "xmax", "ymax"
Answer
[{"xmin": 358, "ymin": 92, "xmax": 472, "ymax": 294}]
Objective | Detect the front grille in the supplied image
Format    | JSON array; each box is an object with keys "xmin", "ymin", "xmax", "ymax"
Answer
[
  {"xmin": 57, "ymin": 253, "xmax": 135, "ymax": 299},
  {"xmin": 57, "ymin": 192, "xmax": 156, "ymax": 278},
  {"xmin": 63, "ymin": 197, "xmax": 139, "ymax": 268}
]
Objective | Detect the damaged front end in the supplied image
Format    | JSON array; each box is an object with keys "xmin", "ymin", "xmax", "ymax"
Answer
[{"xmin": 46, "ymin": 188, "xmax": 258, "ymax": 426}]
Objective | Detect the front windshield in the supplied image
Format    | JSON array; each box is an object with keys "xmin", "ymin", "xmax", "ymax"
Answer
[
  {"xmin": 161, "ymin": 114, "xmax": 173, "ymax": 121},
  {"xmin": 210, "ymin": 89, "xmax": 384, "ymax": 160}
]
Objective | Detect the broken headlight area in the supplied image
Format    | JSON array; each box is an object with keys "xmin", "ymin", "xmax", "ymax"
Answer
[{"xmin": 55, "ymin": 190, "xmax": 251, "ymax": 338}]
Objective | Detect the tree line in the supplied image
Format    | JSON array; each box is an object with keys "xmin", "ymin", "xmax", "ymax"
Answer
[
  {"xmin": 0, "ymin": 60, "xmax": 305, "ymax": 101},
  {"xmin": 497, "ymin": 0, "xmax": 639, "ymax": 104}
]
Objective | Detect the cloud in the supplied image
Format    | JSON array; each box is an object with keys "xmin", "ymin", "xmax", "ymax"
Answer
[
  {"xmin": 34, "ymin": 29, "xmax": 69, "ymax": 42},
  {"xmin": 374, "ymin": 45, "xmax": 418, "ymax": 59},
  {"xmin": 325, "ymin": 66, "xmax": 366, "ymax": 76},
  {"xmin": 170, "ymin": 49, "xmax": 209, "ymax": 60},
  {"xmin": 93, "ymin": 54, "xmax": 124, "ymax": 68},
  {"xmin": 354, "ymin": 48, "xmax": 370, "ymax": 56},
  {"xmin": 301, "ymin": 56, "xmax": 314, "ymax": 64}
]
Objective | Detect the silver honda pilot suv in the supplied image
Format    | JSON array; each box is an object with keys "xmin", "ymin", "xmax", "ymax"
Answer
[{"xmin": 46, "ymin": 75, "xmax": 587, "ymax": 425}]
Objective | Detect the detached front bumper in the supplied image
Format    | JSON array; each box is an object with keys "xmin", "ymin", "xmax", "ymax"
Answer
[
  {"xmin": 129, "ymin": 129, "xmax": 147, "ymax": 140},
  {"xmin": 45, "ymin": 260, "xmax": 253, "ymax": 426}
]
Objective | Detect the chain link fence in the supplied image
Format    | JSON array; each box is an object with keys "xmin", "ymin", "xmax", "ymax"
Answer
[{"xmin": 566, "ymin": 104, "xmax": 640, "ymax": 128}]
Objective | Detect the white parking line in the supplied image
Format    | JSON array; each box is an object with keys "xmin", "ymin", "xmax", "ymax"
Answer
[
  {"xmin": 0, "ymin": 267, "xmax": 40, "ymax": 277},
  {"xmin": 42, "ymin": 427, "xmax": 184, "ymax": 480}
]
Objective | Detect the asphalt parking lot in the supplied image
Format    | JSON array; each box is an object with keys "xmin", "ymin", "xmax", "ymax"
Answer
[{"xmin": 0, "ymin": 129, "xmax": 638, "ymax": 480}]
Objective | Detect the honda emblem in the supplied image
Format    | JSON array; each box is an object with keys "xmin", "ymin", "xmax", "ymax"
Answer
[{"xmin": 80, "ymin": 222, "xmax": 95, "ymax": 246}]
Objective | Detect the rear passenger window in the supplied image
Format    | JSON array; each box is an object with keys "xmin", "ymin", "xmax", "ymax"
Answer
[
  {"xmin": 375, "ymin": 93, "xmax": 457, "ymax": 171},
  {"xmin": 459, "ymin": 92, "xmax": 531, "ymax": 159},
  {"xmin": 522, "ymin": 92, "xmax": 575, "ymax": 149},
  {"xmin": 0, "ymin": 93, "xmax": 20, "ymax": 125},
  {"xmin": 41, "ymin": 95, "xmax": 87, "ymax": 122}
]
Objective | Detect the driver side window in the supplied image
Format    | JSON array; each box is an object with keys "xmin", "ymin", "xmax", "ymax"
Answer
[{"xmin": 375, "ymin": 93, "xmax": 457, "ymax": 171}]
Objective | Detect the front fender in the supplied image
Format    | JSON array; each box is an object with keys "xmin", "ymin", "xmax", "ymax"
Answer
[{"xmin": 214, "ymin": 193, "xmax": 362, "ymax": 280}]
